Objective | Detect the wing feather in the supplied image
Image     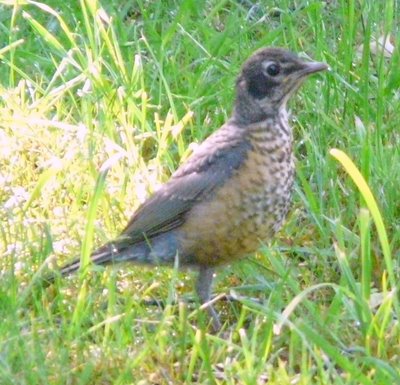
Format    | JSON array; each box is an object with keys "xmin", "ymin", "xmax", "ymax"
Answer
[{"xmin": 118, "ymin": 125, "xmax": 252, "ymax": 246}]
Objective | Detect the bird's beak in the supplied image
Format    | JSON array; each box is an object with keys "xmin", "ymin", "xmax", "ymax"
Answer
[{"xmin": 300, "ymin": 61, "xmax": 329, "ymax": 76}]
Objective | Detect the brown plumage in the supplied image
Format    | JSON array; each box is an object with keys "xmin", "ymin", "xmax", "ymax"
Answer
[{"xmin": 54, "ymin": 47, "xmax": 327, "ymax": 330}]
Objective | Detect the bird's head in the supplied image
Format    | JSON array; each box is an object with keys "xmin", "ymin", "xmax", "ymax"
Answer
[{"xmin": 234, "ymin": 47, "xmax": 328, "ymax": 124}]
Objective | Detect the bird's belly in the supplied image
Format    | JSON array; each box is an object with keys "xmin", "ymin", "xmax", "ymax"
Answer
[{"xmin": 179, "ymin": 151, "xmax": 294, "ymax": 266}]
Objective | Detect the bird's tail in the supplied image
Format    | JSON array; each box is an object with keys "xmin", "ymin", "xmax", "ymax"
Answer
[
  {"xmin": 41, "ymin": 242, "xmax": 141, "ymax": 285},
  {"xmin": 42, "ymin": 232, "xmax": 180, "ymax": 286},
  {"xmin": 57, "ymin": 241, "xmax": 149, "ymax": 277}
]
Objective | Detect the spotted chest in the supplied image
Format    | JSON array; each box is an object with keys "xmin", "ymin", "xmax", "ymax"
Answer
[{"xmin": 179, "ymin": 116, "xmax": 295, "ymax": 266}]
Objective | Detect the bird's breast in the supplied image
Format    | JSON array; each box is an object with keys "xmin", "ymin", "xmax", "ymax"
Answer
[{"xmin": 179, "ymin": 120, "xmax": 295, "ymax": 266}]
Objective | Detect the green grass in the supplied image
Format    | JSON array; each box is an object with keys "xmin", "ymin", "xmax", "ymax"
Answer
[{"xmin": 1, "ymin": 0, "xmax": 399, "ymax": 383}]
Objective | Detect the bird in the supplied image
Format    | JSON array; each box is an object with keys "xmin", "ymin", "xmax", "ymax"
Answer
[{"xmin": 52, "ymin": 47, "xmax": 327, "ymax": 330}]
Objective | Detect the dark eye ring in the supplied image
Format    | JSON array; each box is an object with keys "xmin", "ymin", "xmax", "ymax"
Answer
[{"xmin": 266, "ymin": 63, "xmax": 280, "ymax": 76}]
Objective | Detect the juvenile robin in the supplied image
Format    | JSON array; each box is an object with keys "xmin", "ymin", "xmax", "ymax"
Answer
[{"xmin": 54, "ymin": 47, "xmax": 327, "ymax": 329}]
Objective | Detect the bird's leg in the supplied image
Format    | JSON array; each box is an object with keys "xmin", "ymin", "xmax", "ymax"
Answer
[{"xmin": 196, "ymin": 265, "xmax": 221, "ymax": 331}]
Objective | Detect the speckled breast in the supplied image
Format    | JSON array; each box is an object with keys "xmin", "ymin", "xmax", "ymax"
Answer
[{"xmin": 180, "ymin": 116, "xmax": 295, "ymax": 266}]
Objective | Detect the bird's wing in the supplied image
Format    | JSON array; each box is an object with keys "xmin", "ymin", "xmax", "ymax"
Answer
[{"xmin": 117, "ymin": 127, "xmax": 252, "ymax": 245}]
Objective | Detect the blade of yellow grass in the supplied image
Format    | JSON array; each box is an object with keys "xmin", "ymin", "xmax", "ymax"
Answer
[
  {"xmin": 0, "ymin": 39, "xmax": 25, "ymax": 57},
  {"xmin": 329, "ymin": 149, "xmax": 395, "ymax": 292}
]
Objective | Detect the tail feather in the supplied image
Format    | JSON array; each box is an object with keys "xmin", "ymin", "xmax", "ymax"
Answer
[
  {"xmin": 42, "ymin": 232, "xmax": 181, "ymax": 286},
  {"xmin": 41, "ymin": 243, "xmax": 126, "ymax": 286},
  {"xmin": 58, "ymin": 242, "xmax": 140, "ymax": 277}
]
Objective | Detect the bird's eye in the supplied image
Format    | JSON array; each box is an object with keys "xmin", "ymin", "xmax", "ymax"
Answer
[{"xmin": 266, "ymin": 63, "xmax": 280, "ymax": 76}]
